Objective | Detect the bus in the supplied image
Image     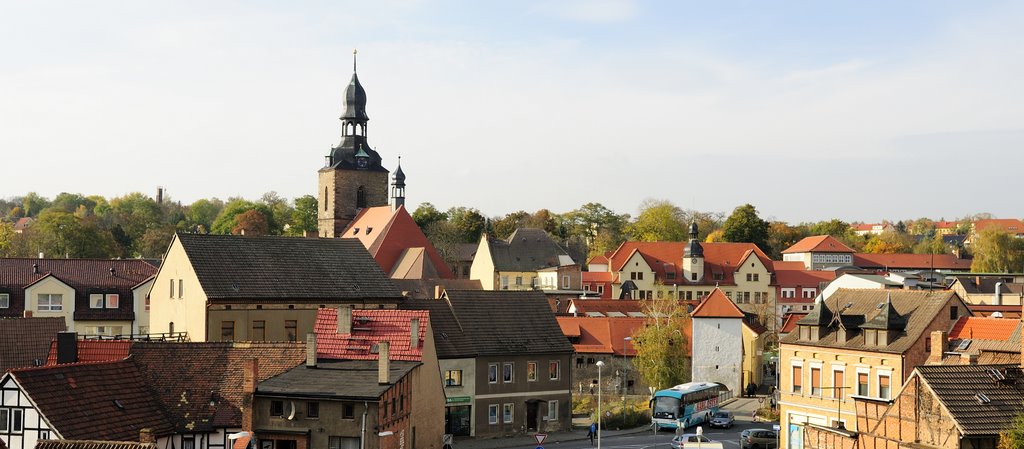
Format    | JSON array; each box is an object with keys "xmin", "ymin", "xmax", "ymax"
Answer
[{"xmin": 651, "ymin": 382, "xmax": 725, "ymax": 431}]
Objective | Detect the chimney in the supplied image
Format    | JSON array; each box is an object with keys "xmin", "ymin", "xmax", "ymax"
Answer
[
  {"xmin": 32, "ymin": 263, "xmax": 39, "ymax": 274},
  {"xmin": 241, "ymin": 358, "xmax": 258, "ymax": 432},
  {"xmin": 962, "ymin": 353, "xmax": 979, "ymax": 365},
  {"xmin": 378, "ymin": 341, "xmax": 391, "ymax": 385},
  {"xmin": 156, "ymin": 187, "xmax": 164, "ymax": 205},
  {"xmin": 434, "ymin": 285, "xmax": 443, "ymax": 299},
  {"xmin": 410, "ymin": 318, "xmax": 420, "ymax": 350},
  {"xmin": 139, "ymin": 428, "xmax": 155, "ymax": 444},
  {"xmin": 928, "ymin": 330, "xmax": 946, "ymax": 364},
  {"xmin": 337, "ymin": 306, "xmax": 352, "ymax": 334},
  {"xmin": 306, "ymin": 333, "xmax": 317, "ymax": 368},
  {"xmin": 995, "ymin": 282, "xmax": 1004, "ymax": 306},
  {"xmin": 23, "ymin": 310, "xmax": 33, "ymax": 318},
  {"xmin": 56, "ymin": 332, "xmax": 78, "ymax": 364}
]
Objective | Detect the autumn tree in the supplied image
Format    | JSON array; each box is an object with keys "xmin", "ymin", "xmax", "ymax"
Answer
[
  {"xmin": 626, "ymin": 199, "xmax": 688, "ymax": 242},
  {"xmin": 863, "ymin": 230, "xmax": 915, "ymax": 254},
  {"xmin": 411, "ymin": 203, "xmax": 447, "ymax": 229},
  {"xmin": 998, "ymin": 412, "xmax": 1024, "ymax": 449},
  {"xmin": 232, "ymin": 209, "xmax": 270, "ymax": 236},
  {"xmin": 137, "ymin": 224, "xmax": 177, "ymax": 258},
  {"xmin": 767, "ymin": 221, "xmax": 810, "ymax": 259},
  {"xmin": 21, "ymin": 192, "xmax": 51, "ymax": 217},
  {"xmin": 719, "ymin": 204, "xmax": 771, "ymax": 253},
  {"xmin": 971, "ymin": 229, "xmax": 1024, "ymax": 273},
  {"xmin": 211, "ymin": 199, "xmax": 276, "ymax": 235},
  {"xmin": 491, "ymin": 211, "xmax": 530, "ymax": 240},
  {"xmin": 807, "ymin": 219, "xmax": 865, "ymax": 251},
  {"xmin": 631, "ymin": 298, "xmax": 692, "ymax": 391},
  {"xmin": 23, "ymin": 211, "xmax": 117, "ymax": 258}
]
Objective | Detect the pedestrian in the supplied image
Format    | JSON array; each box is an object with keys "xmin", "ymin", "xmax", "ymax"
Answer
[{"xmin": 588, "ymin": 422, "xmax": 596, "ymax": 445}]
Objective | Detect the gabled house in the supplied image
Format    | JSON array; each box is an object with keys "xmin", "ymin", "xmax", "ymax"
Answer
[
  {"xmin": 949, "ymin": 275, "xmax": 1024, "ymax": 306},
  {"xmin": 774, "ymin": 265, "xmax": 835, "ymax": 313},
  {"xmin": 690, "ymin": 289, "xmax": 747, "ymax": 396},
  {"xmin": 470, "ymin": 229, "xmax": 579, "ymax": 292},
  {"xmin": 0, "ymin": 258, "xmax": 157, "ymax": 335},
  {"xmin": 150, "ymin": 233, "xmax": 403, "ymax": 342},
  {"xmin": 781, "ymin": 236, "xmax": 856, "ymax": 270},
  {"xmin": 0, "ymin": 317, "xmax": 65, "ymax": 372},
  {"xmin": 401, "ymin": 290, "xmax": 574, "ymax": 438},
  {"xmin": 778, "ymin": 289, "xmax": 970, "ymax": 448},
  {"xmin": 341, "ymin": 205, "xmax": 454, "ymax": 279},
  {"xmin": 852, "ymin": 223, "xmax": 893, "ymax": 236},
  {"xmin": 555, "ymin": 317, "xmax": 650, "ymax": 395},
  {"xmin": 926, "ymin": 316, "xmax": 1022, "ymax": 365}
]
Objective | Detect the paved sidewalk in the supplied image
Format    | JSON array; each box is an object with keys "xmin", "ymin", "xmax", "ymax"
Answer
[{"xmin": 453, "ymin": 425, "xmax": 653, "ymax": 449}]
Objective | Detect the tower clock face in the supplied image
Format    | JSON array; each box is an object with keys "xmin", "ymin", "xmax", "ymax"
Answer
[
  {"xmin": 356, "ymin": 158, "xmax": 368, "ymax": 168},
  {"xmin": 691, "ymin": 257, "xmax": 698, "ymax": 264}
]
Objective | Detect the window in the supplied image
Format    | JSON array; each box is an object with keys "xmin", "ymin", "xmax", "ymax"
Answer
[
  {"xmin": 879, "ymin": 374, "xmax": 891, "ymax": 399},
  {"xmin": 950, "ymin": 306, "xmax": 959, "ymax": 320},
  {"xmin": 597, "ymin": 285, "xmax": 604, "ymax": 294},
  {"xmin": 328, "ymin": 437, "xmax": 360, "ymax": 449},
  {"xmin": 221, "ymin": 321, "xmax": 235, "ymax": 341},
  {"xmin": 501, "ymin": 276, "xmax": 509, "ymax": 289},
  {"xmin": 781, "ymin": 288, "xmax": 795, "ymax": 299},
  {"xmin": 503, "ymin": 362, "xmax": 514, "ymax": 383},
  {"xmin": 802, "ymin": 289, "xmax": 817, "ymax": 299},
  {"xmin": 0, "ymin": 293, "xmax": 8, "ymax": 309},
  {"xmin": 637, "ymin": 272, "xmax": 643, "ymax": 280},
  {"xmin": 833, "ymin": 370, "xmax": 845, "ymax": 399},
  {"xmin": 503, "ymin": 403, "xmax": 514, "ymax": 423},
  {"xmin": 562, "ymin": 275, "xmax": 570, "ymax": 289},
  {"xmin": 549, "ymin": 360, "xmax": 560, "ymax": 380},
  {"xmin": 178, "ymin": 279, "xmax": 184, "ymax": 298},
  {"xmin": 858, "ymin": 372, "xmax": 869, "ymax": 396},
  {"xmin": 90, "ymin": 293, "xmax": 104, "ymax": 308},
  {"xmin": 746, "ymin": 273, "xmax": 752, "ymax": 282},
  {"xmin": 37, "ymin": 293, "xmax": 62, "ymax": 311},
  {"xmin": 252, "ymin": 321, "xmax": 266, "ymax": 341},
  {"xmin": 488, "ymin": 363, "xmax": 498, "ymax": 383},
  {"xmin": 516, "ymin": 276, "xmax": 523, "ymax": 286},
  {"xmin": 792, "ymin": 365, "xmax": 803, "ymax": 394},
  {"xmin": 547, "ymin": 400, "xmax": 558, "ymax": 421},
  {"xmin": 444, "ymin": 370, "xmax": 463, "ymax": 387},
  {"xmin": 0, "ymin": 409, "xmax": 6, "ymax": 432},
  {"xmin": 691, "ymin": 272, "xmax": 697, "ymax": 281},
  {"xmin": 285, "ymin": 320, "xmax": 297, "ymax": 342},
  {"xmin": 713, "ymin": 272, "xmax": 724, "ymax": 281},
  {"xmin": 810, "ymin": 367, "xmax": 822, "ymax": 396},
  {"xmin": 182, "ymin": 438, "xmax": 195, "ymax": 449},
  {"xmin": 90, "ymin": 293, "xmax": 120, "ymax": 309},
  {"xmin": 307, "ymin": 402, "xmax": 319, "ymax": 418},
  {"xmin": 170, "ymin": 279, "xmax": 175, "ymax": 298},
  {"xmin": 527, "ymin": 362, "xmax": 538, "ymax": 382},
  {"xmin": 584, "ymin": 284, "xmax": 591, "ymax": 292},
  {"xmin": 342, "ymin": 403, "xmax": 355, "ymax": 419},
  {"xmin": 488, "ymin": 404, "xmax": 499, "ymax": 424},
  {"xmin": 752, "ymin": 273, "xmax": 759, "ymax": 282},
  {"xmin": 144, "ymin": 297, "xmax": 150, "ymax": 312},
  {"xmin": 270, "ymin": 400, "xmax": 284, "ymax": 416}
]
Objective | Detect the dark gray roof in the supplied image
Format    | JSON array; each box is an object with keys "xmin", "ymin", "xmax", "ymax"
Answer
[
  {"xmin": 258, "ymin": 360, "xmax": 419, "ymax": 400},
  {"xmin": 796, "ymin": 297, "xmax": 833, "ymax": 327},
  {"xmin": 0, "ymin": 317, "xmax": 65, "ymax": 372},
  {"xmin": 325, "ymin": 68, "xmax": 386, "ymax": 172},
  {"xmin": 401, "ymin": 290, "xmax": 574, "ymax": 358},
  {"xmin": 175, "ymin": 233, "xmax": 402, "ymax": 301},
  {"xmin": 859, "ymin": 294, "xmax": 906, "ymax": 330},
  {"xmin": 391, "ymin": 279, "xmax": 482, "ymax": 300},
  {"xmin": 915, "ymin": 364, "xmax": 1024, "ymax": 435},
  {"xmin": 486, "ymin": 228, "xmax": 573, "ymax": 272},
  {"xmin": 782, "ymin": 289, "xmax": 962, "ymax": 354}
]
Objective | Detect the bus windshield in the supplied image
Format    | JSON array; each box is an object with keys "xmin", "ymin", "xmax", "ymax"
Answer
[{"xmin": 652, "ymin": 396, "xmax": 679, "ymax": 419}]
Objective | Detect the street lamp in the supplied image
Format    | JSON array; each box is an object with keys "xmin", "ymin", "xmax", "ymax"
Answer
[{"xmin": 596, "ymin": 360, "xmax": 605, "ymax": 449}]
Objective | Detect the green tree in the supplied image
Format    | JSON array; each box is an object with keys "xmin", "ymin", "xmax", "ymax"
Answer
[
  {"xmin": 49, "ymin": 192, "xmax": 97, "ymax": 215},
  {"xmin": 411, "ymin": 202, "xmax": 447, "ymax": 229},
  {"xmin": 767, "ymin": 221, "xmax": 810, "ymax": 259},
  {"xmin": 21, "ymin": 192, "xmax": 51, "ymax": 217},
  {"xmin": 211, "ymin": 199, "xmax": 276, "ymax": 235},
  {"xmin": 998, "ymin": 412, "xmax": 1024, "ymax": 449},
  {"xmin": 109, "ymin": 192, "xmax": 163, "ymax": 246},
  {"xmin": 260, "ymin": 191, "xmax": 292, "ymax": 234},
  {"xmin": 0, "ymin": 221, "xmax": 15, "ymax": 256},
  {"xmin": 24, "ymin": 211, "xmax": 117, "ymax": 258},
  {"xmin": 912, "ymin": 233, "xmax": 947, "ymax": 255},
  {"xmin": 631, "ymin": 298, "xmax": 691, "ymax": 391},
  {"xmin": 447, "ymin": 207, "xmax": 486, "ymax": 243},
  {"xmin": 289, "ymin": 195, "xmax": 318, "ymax": 236},
  {"xmin": 971, "ymin": 229, "xmax": 1024, "ymax": 273},
  {"xmin": 561, "ymin": 202, "xmax": 630, "ymax": 257},
  {"xmin": 863, "ymin": 230, "xmax": 915, "ymax": 254},
  {"xmin": 626, "ymin": 199, "xmax": 688, "ymax": 242},
  {"xmin": 807, "ymin": 219, "xmax": 865, "ymax": 251},
  {"xmin": 719, "ymin": 204, "xmax": 771, "ymax": 253},
  {"xmin": 186, "ymin": 198, "xmax": 223, "ymax": 233},
  {"xmin": 136, "ymin": 224, "xmax": 177, "ymax": 258},
  {"xmin": 491, "ymin": 211, "xmax": 530, "ymax": 240}
]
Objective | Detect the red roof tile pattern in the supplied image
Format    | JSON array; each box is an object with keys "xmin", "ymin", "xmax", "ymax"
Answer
[
  {"xmin": 974, "ymin": 218, "xmax": 1024, "ymax": 235},
  {"xmin": 852, "ymin": 253, "xmax": 971, "ymax": 270},
  {"xmin": 582, "ymin": 271, "xmax": 614, "ymax": 282},
  {"xmin": 9, "ymin": 360, "xmax": 174, "ymax": 440},
  {"xmin": 781, "ymin": 235, "xmax": 855, "ymax": 254},
  {"xmin": 342, "ymin": 206, "xmax": 454, "ymax": 279},
  {"xmin": 46, "ymin": 340, "xmax": 131, "ymax": 366},
  {"xmin": 314, "ymin": 308, "xmax": 429, "ymax": 361},
  {"xmin": 934, "ymin": 220, "xmax": 960, "ymax": 230},
  {"xmin": 607, "ymin": 241, "xmax": 773, "ymax": 286},
  {"xmin": 779, "ymin": 313, "xmax": 807, "ymax": 334},
  {"xmin": 555, "ymin": 317, "xmax": 676, "ymax": 356},
  {"xmin": 691, "ymin": 288, "xmax": 745, "ymax": 318},
  {"xmin": 35, "ymin": 441, "xmax": 156, "ymax": 449},
  {"xmin": 0, "ymin": 317, "xmax": 65, "ymax": 372},
  {"xmin": 949, "ymin": 316, "xmax": 1019, "ymax": 341},
  {"xmin": 0, "ymin": 258, "xmax": 157, "ymax": 319},
  {"xmin": 774, "ymin": 269, "xmax": 836, "ymax": 288}
]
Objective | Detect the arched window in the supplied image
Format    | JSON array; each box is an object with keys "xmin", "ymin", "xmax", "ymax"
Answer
[
  {"xmin": 356, "ymin": 186, "xmax": 367, "ymax": 208},
  {"xmin": 355, "ymin": 123, "xmax": 363, "ymax": 136},
  {"xmin": 324, "ymin": 187, "xmax": 329, "ymax": 211}
]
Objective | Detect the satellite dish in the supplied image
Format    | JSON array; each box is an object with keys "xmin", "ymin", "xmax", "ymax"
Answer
[{"xmin": 286, "ymin": 401, "xmax": 296, "ymax": 420}]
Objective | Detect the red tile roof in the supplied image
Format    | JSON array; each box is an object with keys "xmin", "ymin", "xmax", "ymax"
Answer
[
  {"xmin": 13, "ymin": 217, "xmax": 33, "ymax": 231},
  {"xmin": 607, "ymin": 241, "xmax": 772, "ymax": 285},
  {"xmin": 556, "ymin": 316, "xmax": 689, "ymax": 356},
  {"xmin": 582, "ymin": 271, "xmax": 614, "ymax": 282},
  {"xmin": 782, "ymin": 235, "xmax": 855, "ymax": 254},
  {"xmin": 691, "ymin": 288, "xmax": 745, "ymax": 318},
  {"xmin": 974, "ymin": 218, "xmax": 1024, "ymax": 235},
  {"xmin": 852, "ymin": 253, "xmax": 972, "ymax": 270},
  {"xmin": 779, "ymin": 313, "xmax": 808, "ymax": 334},
  {"xmin": 315, "ymin": 308, "xmax": 429, "ymax": 361},
  {"xmin": 342, "ymin": 206, "xmax": 454, "ymax": 279},
  {"xmin": 46, "ymin": 340, "xmax": 131, "ymax": 366},
  {"xmin": 0, "ymin": 317, "xmax": 65, "ymax": 372},
  {"xmin": 774, "ymin": 269, "xmax": 836, "ymax": 288},
  {"xmin": 0, "ymin": 258, "xmax": 157, "ymax": 319},
  {"xmin": 934, "ymin": 220, "xmax": 960, "ymax": 230},
  {"xmin": 949, "ymin": 316, "xmax": 1019, "ymax": 340},
  {"xmin": 588, "ymin": 254, "xmax": 611, "ymax": 265}
]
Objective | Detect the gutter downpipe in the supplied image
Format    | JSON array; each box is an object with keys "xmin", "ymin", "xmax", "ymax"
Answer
[{"xmin": 361, "ymin": 401, "xmax": 368, "ymax": 449}]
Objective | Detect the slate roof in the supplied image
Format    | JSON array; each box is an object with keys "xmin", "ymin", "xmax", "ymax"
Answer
[
  {"xmin": 173, "ymin": 233, "xmax": 402, "ymax": 301},
  {"xmin": 130, "ymin": 342, "xmax": 306, "ymax": 432},
  {"xmin": 401, "ymin": 290, "xmax": 574, "ymax": 358},
  {"xmin": 0, "ymin": 258, "xmax": 157, "ymax": 319},
  {"xmin": 7, "ymin": 360, "xmax": 174, "ymax": 440},
  {"xmin": 342, "ymin": 205, "xmax": 454, "ymax": 279},
  {"xmin": 314, "ymin": 308, "xmax": 428, "ymax": 361},
  {"xmin": 782, "ymin": 289, "xmax": 961, "ymax": 354},
  {"xmin": 915, "ymin": 364, "xmax": 1024, "ymax": 435},
  {"xmin": 390, "ymin": 279, "xmax": 482, "ymax": 300},
  {"xmin": 951, "ymin": 276, "xmax": 1024, "ymax": 295},
  {"xmin": 35, "ymin": 441, "xmax": 156, "ymax": 449},
  {"xmin": 782, "ymin": 236, "xmax": 855, "ymax": 254},
  {"xmin": 0, "ymin": 317, "xmax": 65, "ymax": 372},
  {"xmin": 852, "ymin": 253, "xmax": 972, "ymax": 271},
  {"xmin": 485, "ymin": 228, "xmax": 574, "ymax": 272},
  {"xmin": 257, "ymin": 360, "xmax": 419, "ymax": 400},
  {"xmin": 691, "ymin": 288, "xmax": 745, "ymax": 318}
]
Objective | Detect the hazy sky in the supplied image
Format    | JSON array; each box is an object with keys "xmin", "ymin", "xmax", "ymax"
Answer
[{"xmin": 2, "ymin": 1, "xmax": 1022, "ymax": 223}]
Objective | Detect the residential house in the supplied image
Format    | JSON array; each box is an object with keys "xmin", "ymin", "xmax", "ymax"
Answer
[
  {"xmin": 555, "ymin": 317, "xmax": 650, "ymax": 395},
  {"xmin": 774, "ymin": 263, "xmax": 835, "ymax": 313},
  {"xmin": 11, "ymin": 218, "xmax": 32, "ymax": 235},
  {"xmin": 971, "ymin": 218, "xmax": 1024, "ymax": 241},
  {"xmin": 782, "ymin": 236, "xmax": 856, "ymax": 270},
  {"xmin": 150, "ymin": 233, "xmax": 403, "ymax": 342},
  {"xmin": 580, "ymin": 270, "xmax": 613, "ymax": 299},
  {"xmin": 0, "ymin": 317, "xmax": 65, "ymax": 372},
  {"xmin": 949, "ymin": 275, "xmax": 1024, "ymax": 306},
  {"xmin": 852, "ymin": 223, "xmax": 893, "ymax": 236},
  {"xmin": 926, "ymin": 316, "xmax": 1022, "ymax": 365},
  {"xmin": 851, "ymin": 252, "xmax": 971, "ymax": 273},
  {"xmin": 778, "ymin": 289, "xmax": 970, "ymax": 448},
  {"xmin": 341, "ymin": 205, "xmax": 454, "ymax": 279},
  {"xmin": 0, "ymin": 258, "xmax": 157, "ymax": 335},
  {"xmin": 819, "ymin": 274, "xmax": 902, "ymax": 300},
  {"xmin": 401, "ymin": 290, "xmax": 574, "ymax": 438},
  {"xmin": 469, "ymin": 228, "xmax": 578, "ymax": 292},
  {"xmin": 934, "ymin": 220, "xmax": 961, "ymax": 235}
]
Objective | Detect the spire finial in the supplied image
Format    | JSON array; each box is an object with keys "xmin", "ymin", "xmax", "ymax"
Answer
[
  {"xmin": 353, "ymin": 48, "xmax": 358, "ymax": 72},
  {"xmin": 397, "ymin": 155, "xmax": 401, "ymax": 166}
]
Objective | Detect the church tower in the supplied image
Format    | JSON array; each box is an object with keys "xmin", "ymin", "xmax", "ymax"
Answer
[
  {"xmin": 318, "ymin": 51, "xmax": 390, "ymax": 237},
  {"xmin": 682, "ymin": 222, "xmax": 705, "ymax": 282},
  {"xmin": 391, "ymin": 157, "xmax": 406, "ymax": 211}
]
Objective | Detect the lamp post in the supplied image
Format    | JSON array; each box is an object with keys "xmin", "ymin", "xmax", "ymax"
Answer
[{"xmin": 596, "ymin": 360, "xmax": 605, "ymax": 449}]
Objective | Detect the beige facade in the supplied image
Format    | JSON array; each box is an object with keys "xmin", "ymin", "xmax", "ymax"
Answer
[
  {"xmin": 132, "ymin": 277, "xmax": 155, "ymax": 334},
  {"xmin": 149, "ymin": 237, "xmax": 208, "ymax": 339},
  {"xmin": 742, "ymin": 323, "xmax": 765, "ymax": 388},
  {"xmin": 25, "ymin": 277, "xmax": 76, "ymax": 330},
  {"xmin": 469, "ymin": 234, "xmax": 497, "ymax": 290}
]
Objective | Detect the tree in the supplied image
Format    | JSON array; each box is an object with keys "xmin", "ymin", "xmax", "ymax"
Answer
[
  {"xmin": 912, "ymin": 233, "xmax": 947, "ymax": 255},
  {"xmin": 289, "ymin": 195, "xmax": 318, "ymax": 236},
  {"xmin": 863, "ymin": 230, "xmax": 915, "ymax": 254},
  {"xmin": 49, "ymin": 192, "xmax": 97, "ymax": 215},
  {"xmin": 971, "ymin": 229, "xmax": 1024, "ymax": 273},
  {"xmin": 998, "ymin": 412, "xmax": 1024, "ymax": 449},
  {"xmin": 232, "ymin": 209, "xmax": 270, "ymax": 236},
  {"xmin": 767, "ymin": 222, "xmax": 810, "ymax": 259},
  {"xmin": 807, "ymin": 219, "xmax": 865, "ymax": 251},
  {"xmin": 137, "ymin": 224, "xmax": 177, "ymax": 258},
  {"xmin": 626, "ymin": 199, "xmax": 688, "ymax": 242},
  {"xmin": 260, "ymin": 191, "xmax": 292, "ymax": 234},
  {"xmin": 491, "ymin": 211, "xmax": 530, "ymax": 240},
  {"xmin": 211, "ymin": 199, "xmax": 275, "ymax": 235},
  {"xmin": 411, "ymin": 203, "xmax": 447, "ymax": 229},
  {"xmin": 108, "ymin": 192, "xmax": 163, "ymax": 249},
  {"xmin": 631, "ymin": 298, "xmax": 691, "ymax": 391},
  {"xmin": 719, "ymin": 204, "xmax": 771, "ymax": 253},
  {"xmin": 446, "ymin": 207, "xmax": 486, "ymax": 243},
  {"xmin": 561, "ymin": 202, "xmax": 630, "ymax": 258},
  {"xmin": 0, "ymin": 221, "xmax": 15, "ymax": 256},
  {"xmin": 23, "ymin": 211, "xmax": 117, "ymax": 258},
  {"xmin": 186, "ymin": 198, "xmax": 223, "ymax": 233},
  {"xmin": 21, "ymin": 192, "xmax": 51, "ymax": 217}
]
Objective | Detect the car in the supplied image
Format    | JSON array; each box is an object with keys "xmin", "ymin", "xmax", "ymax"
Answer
[
  {"xmin": 671, "ymin": 433, "xmax": 714, "ymax": 449},
  {"xmin": 709, "ymin": 410, "xmax": 734, "ymax": 428},
  {"xmin": 740, "ymin": 428, "xmax": 778, "ymax": 449}
]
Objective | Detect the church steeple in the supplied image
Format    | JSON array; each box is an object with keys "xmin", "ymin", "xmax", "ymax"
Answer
[
  {"xmin": 391, "ymin": 156, "xmax": 406, "ymax": 210},
  {"xmin": 326, "ymin": 49, "xmax": 384, "ymax": 171}
]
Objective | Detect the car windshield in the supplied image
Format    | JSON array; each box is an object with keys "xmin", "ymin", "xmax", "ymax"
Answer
[{"xmin": 714, "ymin": 412, "xmax": 729, "ymax": 418}]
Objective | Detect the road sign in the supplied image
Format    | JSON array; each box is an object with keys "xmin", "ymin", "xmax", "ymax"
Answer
[
  {"xmin": 534, "ymin": 434, "xmax": 547, "ymax": 444},
  {"xmin": 442, "ymin": 434, "xmax": 453, "ymax": 445}
]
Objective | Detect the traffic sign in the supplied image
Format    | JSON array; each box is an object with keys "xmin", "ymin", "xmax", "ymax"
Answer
[{"xmin": 534, "ymin": 433, "xmax": 547, "ymax": 444}]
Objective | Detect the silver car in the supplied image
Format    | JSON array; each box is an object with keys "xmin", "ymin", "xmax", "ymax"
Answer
[{"xmin": 709, "ymin": 410, "xmax": 734, "ymax": 428}]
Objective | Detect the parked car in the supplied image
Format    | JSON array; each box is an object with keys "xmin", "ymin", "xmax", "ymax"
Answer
[
  {"xmin": 709, "ymin": 411, "xmax": 734, "ymax": 428},
  {"xmin": 671, "ymin": 434, "xmax": 713, "ymax": 449},
  {"xmin": 740, "ymin": 429, "xmax": 778, "ymax": 449}
]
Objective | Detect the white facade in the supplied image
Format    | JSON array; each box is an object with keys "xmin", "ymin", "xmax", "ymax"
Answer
[
  {"xmin": 0, "ymin": 375, "xmax": 55, "ymax": 449},
  {"xmin": 820, "ymin": 274, "xmax": 902, "ymax": 299},
  {"xmin": 690, "ymin": 316, "xmax": 744, "ymax": 395}
]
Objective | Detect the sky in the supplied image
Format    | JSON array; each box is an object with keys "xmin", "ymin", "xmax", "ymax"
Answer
[{"xmin": 2, "ymin": 1, "xmax": 1022, "ymax": 223}]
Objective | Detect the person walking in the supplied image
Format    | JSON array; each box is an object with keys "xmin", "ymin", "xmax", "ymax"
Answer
[{"xmin": 588, "ymin": 422, "xmax": 596, "ymax": 445}]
